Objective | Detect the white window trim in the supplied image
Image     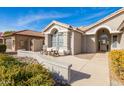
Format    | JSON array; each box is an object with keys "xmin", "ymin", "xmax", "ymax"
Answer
[
  {"xmin": 112, "ymin": 34, "xmax": 119, "ymax": 49},
  {"xmin": 52, "ymin": 31, "xmax": 64, "ymax": 48}
]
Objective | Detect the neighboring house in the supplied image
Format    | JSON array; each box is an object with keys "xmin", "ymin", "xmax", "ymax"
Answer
[
  {"xmin": 0, "ymin": 32, "xmax": 3, "ymax": 44},
  {"xmin": 43, "ymin": 8, "xmax": 124, "ymax": 55},
  {"xmin": 3, "ymin": 30, "xmax": 44, "ymax": 51}
]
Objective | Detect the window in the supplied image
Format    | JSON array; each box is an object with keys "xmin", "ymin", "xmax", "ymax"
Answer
[
  {"xmin": 112, "ymin": 35, "xmax": 118, "ymax": 48},
  {"xmin": 52, "ymin": 29, "xmax": 64, "ymax": 48},
  {"xmin": 58, "ymin": 32, "xmax": 63, "ymax": 47},
  {"xmin": 52, "ymin": 34, "xmax": 57, "ymax": 47}
]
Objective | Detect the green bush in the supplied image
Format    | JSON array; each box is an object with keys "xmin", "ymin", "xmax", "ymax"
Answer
[
  {"xmin": 109, "ymin": 50, "xmax": 124, "ymax": 80},
  {"xmin": 0, "ymin": 44, "xmax": 6, "ymax": 53},
  {"xmin": 3, "ymin": 31, "xmax": 14, "ymax": 36},
  {"xmin": 0, "ymin": 54, "xmax": 55, "ymax": 86}
]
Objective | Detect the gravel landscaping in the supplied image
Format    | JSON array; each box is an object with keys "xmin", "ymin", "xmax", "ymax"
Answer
[
  {"xmin": 0, "ymin": 54, "xmax": 55, "ymax": 86},
  {"xmin": 13, "ymin": 55, "xmax": 70, "ymax": 86},
  {"xmin": 13, "ymin": 56, "xmax": 39, "ymax": 64}
]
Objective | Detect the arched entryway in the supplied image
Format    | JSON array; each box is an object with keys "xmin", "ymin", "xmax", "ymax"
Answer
[{"xmin": 96, "ymin": 28, "xmax": 111, "ymax": 52}]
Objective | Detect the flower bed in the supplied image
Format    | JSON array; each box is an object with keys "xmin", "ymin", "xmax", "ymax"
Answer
[
  {"xmin": 0, "ymin": 54, "xmax": 55, "ymax": 86},
  {"xmin": 14, "ymin": 56, "xmax": 70, "ymax": 86},
  {"xmin": 109, "ymin": 50, "xmax": 124, "ymax": 84}
]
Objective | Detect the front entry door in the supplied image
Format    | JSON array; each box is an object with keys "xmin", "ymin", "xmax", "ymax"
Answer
[
  {"xmin": 99, "ymin": 39, "xmax": 109, "ymax": 52},
  {"xmin": 100, "ymin": 42, "xmax": 107, "ymax": 51}
]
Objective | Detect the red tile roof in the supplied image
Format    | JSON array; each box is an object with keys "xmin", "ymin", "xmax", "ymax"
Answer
[{"xmin": 4, "ymin": 30, "xmax": 44, "ymax": 38}]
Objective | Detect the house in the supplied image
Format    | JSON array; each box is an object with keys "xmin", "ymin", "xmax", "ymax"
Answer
[
  {"xmin": 0, "ymin": 32, "xmax": 3, "ymax": 44},
  {"xmin": 43, "ymin": 8, "xmax": 124, "ymax": 55},
  {"xmin": 3, "ymin": 30, "xmax": 44, "ymax": 52}
]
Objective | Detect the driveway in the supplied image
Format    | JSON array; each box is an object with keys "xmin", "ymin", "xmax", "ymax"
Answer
[
  {"xmin": 48, "ymin": 53, "xmax": 110, "ymax": 86},
  {"xmin": 42, "ymin": 52, "xmax": 110, "ymax": 86}
]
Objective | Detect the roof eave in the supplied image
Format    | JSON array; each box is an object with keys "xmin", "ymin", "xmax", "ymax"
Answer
[{"xmin": 81, "ymin": 8, "xmax": 124, "ymax": 32}]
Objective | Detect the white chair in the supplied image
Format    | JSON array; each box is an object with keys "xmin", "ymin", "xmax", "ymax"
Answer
[
  {"xmin": 51, "ymin": 47, "xmax": 59, "ymax": 56},
  {"xmin": 58, "ymin": 49, "xmax": 65, "ymax": 55}
]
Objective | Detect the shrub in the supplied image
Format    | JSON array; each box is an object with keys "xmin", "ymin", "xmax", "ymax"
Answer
[
  {"xmin": 109, "ymin": 50, "xmax": 124, "ymax": 80},
  {"xmin": 0, "ymin": 54, "xmax": 55, "ymax": 86},
  {"xmin": 0, "ymin": 44, "xmax": 6, "ymax": 53}
]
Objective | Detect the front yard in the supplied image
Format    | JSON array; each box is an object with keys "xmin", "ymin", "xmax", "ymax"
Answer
[
  {"xmin": 109, "ymin": 50, "xmax": 124, "ymax": 85},
  {"xmin": 0, "ymin": 43, "xmax": 114, "ymax": 86},
  {"xmin": 0, "ymin": 53, "xmax": 70, "ymax": 86},
  {"xmin": 0, "ymin": 54, "xmax": 55, "ymax": 86}
]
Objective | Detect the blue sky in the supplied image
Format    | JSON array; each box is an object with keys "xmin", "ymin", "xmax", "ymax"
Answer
[{"xmin": 0, "ymin": 7, "xmax": 122, "ymax": 32}]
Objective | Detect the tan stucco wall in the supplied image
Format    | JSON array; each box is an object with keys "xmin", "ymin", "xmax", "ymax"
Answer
[
  {"xmin": 85, "ymin": 35, "xmax": 96, "ymax": 53},
  {"xmin": 119, "ymin": 31, "xmax": 124, "ymax": 49},
  {"xmin": 67, "ymin": 32, "xmax": 71, "ymax": 53},
  {"xmin": 5, "ymin": 35, "xmax": 44, "ymax": 51},
  {"xmin": 81, "ymin": 35, "xmax": 86, "ymax": 53},
  {"xmin": 63, "ymin": 32, "xmax": 71, "ymax": 51},
  {"xmin": 12, "ymin": 36, "xmax": 16, "ymax": 51},
  {"xmin": 71, "ymin": 31, "xmax": 82, "ymax": 55},
  {"xmin": 45, "ymin": 34, "xmax": 48, "ymax": 47},
  {"xmin": 5, "ymin": 36, "xmax": 15, "ymax": 51},
  {"xmin": 16, "ymin": 35, "xmax": 44, "ymax": 51},
  {"xmin": 45, "ymin": 34, "xmax": 52, "ymax": 47}
]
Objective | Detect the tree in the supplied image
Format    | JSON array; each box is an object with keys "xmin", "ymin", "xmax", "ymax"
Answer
[{"xmin": 3, "ymin": 31, "xmax": 15, "ymax": 36}]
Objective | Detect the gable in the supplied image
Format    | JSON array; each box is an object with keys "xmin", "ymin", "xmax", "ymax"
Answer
[
  {"xmin": 43, "ymin": 21, "xmax": 84, "ymax": 34},
  {"xmin": 43, "ymin": 21, "xmax": 70, "ymax": 32},
  {"xmin": 85, "ymin": 11, "xmax": 124, "ymax": 34},
  {"xmin": 44, "ymin": 24, "xmax": 69, "ymax": 34},
  {"xmin": 117, "ymin": 20, "xmax": 124, "ymax": 31}
]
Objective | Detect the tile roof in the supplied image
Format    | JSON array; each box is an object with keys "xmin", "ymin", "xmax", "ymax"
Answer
[
  {"xmin": 43, "ymin": 20, "xmax": 84, "ymax": 33},
  {"xmin": 43, "ymin": 8, "xmax": 124, "ymax": 33},
  {"xmin": 4, "ymin": 30, "xmax": 44, "ymax": 38}
]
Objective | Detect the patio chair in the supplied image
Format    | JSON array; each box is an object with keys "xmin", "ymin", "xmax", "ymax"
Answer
[
  {"xmin": 52, "ymin": 47, "xmax": 59, "ymax": 57},
  {"xmin": 58, "ymin": 49, "xmax": 65, "ymax": 55},
  {"xmin": 53, "ymin": 49, "xmax": 59, "ymax": 57}
]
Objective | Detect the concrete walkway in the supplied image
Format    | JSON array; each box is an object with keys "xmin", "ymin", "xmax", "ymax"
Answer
[{"xmin": 43, "ymin": 53, "xmax": 110, "ymax": 86}]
